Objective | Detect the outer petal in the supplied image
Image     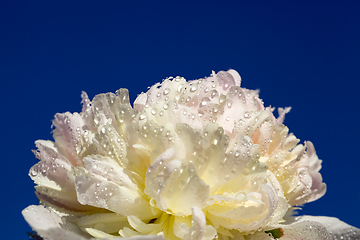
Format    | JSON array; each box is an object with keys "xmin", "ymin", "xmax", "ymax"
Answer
[
  {"xmin": 52, "ymin": 112, "xmax": 85, "ymax": 167},
  {"xmin": 22, "ymin": 205, "xmax": 166, "ymax": 240},
  {"xmin": 31, "ymin": 140, "xmax": 73, "ymax": 191},
  {"xmin": 286, "ymin": 142, "xmax": 326, "ymax": 206},
  {"xmin": 22, "ymin": 205, "xmax": 89, "ymax": 240},
  {"xmin": 281, "ymin": 216, "xmax": 360, "ymax": 240}
]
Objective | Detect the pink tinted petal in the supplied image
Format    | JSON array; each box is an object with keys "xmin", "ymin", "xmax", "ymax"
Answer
[
  {"xmin": 288, "ymin": 142, "xmax": 326, "ymax": 206},
  {"xmin": 275, "ymin": 107, "xmax": 291, "ymax": 125},
  {"xmin": 35, "ymin": 188, "xmax": 94, "ymax": 212},
  {"xmin": 213, "ymin": 70, "xmax": 237, "ymax": 95},
  {"xmin": 81, "ymin": 91, "xmax": 91, "ymax": 113},
  {"xmin": 31, "ymin": 140, "xmax": 73, "ymax": 191},
  {"xmin": 52, "ymin": 112, "xmax": 84, "ymax": 166},
  {"xmin": 227, "ymin": 69, "xmax": 241, "ymax": 86},
  {"xmin": 133, "ymin": 92, "xmax": 147, "ymax": 111}
]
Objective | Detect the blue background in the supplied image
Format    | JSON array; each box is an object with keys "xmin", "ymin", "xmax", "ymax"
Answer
[{"xmin": 1, "ymin": 1, "xmax": 359, "ymax": 239}]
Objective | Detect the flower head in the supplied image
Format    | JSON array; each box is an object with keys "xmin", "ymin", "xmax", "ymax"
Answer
[{"xmin": 23, "ymin": 70, "xmax": 359, "ymax": 240}]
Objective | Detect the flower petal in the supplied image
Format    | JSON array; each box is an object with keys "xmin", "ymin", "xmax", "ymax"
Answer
[
  {"xmin": 145, "ymin": 150, "xmax": 210, "ymax": 216},
  {"xmin": 173, "ymin": 207, "xmax": 216, "ymax": 240},
  {"xmin": 22, "ymin": 205, "xmax": 89, "ymax": 240},
  {"xmin": 52, "ymin": 112, "xmax": 85, "ymax": 167},
  {"xmin": 73, "ymin": 156, "xmax": 157, "ymax": 219},
  {"xmin": 282, "ymin": 216, "xmax": 360, "ymax": 240}
]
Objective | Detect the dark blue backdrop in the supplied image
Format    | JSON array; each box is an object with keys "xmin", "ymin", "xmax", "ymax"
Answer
[{"xmin": 1, "ymin": 1, "xmax": 359, "ymax": 239}]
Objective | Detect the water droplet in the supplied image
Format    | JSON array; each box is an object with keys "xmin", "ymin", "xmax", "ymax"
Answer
[
  {"xmin": 190, "ymin": 84, "xmax": 198, "ymax": 92},
  {"xmin": 213, "ymin": 104, "xmax": 220, "ymax": 114},
  {"xmin": 30, "ymin": 168, "xmax": 38, "ymax": 177},
  {"xmin": 139, "ymin": 113, "xmax": 146, "ymax": 120},
  {"xmin": 200, "ymin": 97, "xmax": 210, "ymax": 107},
  {"xmin": 151, "ymin": 108, "xmax": 157, "ymax": 115},
  {"xmin": 210, "ymin": 90, "xmax": 218, "ymax": 98},
  {"xmin": 163, "ymin": 88, "xmax": 170, "ymax": 95},
  {"xmin": 177, "ymin": 84, "xmax": 183, "ymax": 93},
  {"xmin": 227, "ymin": 101, "xmax": 232, "ymax": 108},
  {"xmin": 219, "ymin": 95, "xmax": 226, "ymax": 104},
  {"xmin": 244, "ymin": 111, "xmax": 251, "ymax": 118}
]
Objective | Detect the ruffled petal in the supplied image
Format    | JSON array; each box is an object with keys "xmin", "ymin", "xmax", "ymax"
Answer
[
  {"xmin": 52, "ymin": 112, "xmax": 85, "ymax": 167},
  {"xmin": 145, "ymin": 149, "xmax": 209, "ymax": 216},
  {"xmin": 286, "ymin": 142, "xmax": 326, "ymax": 206},
  {"xmin": 281, "ymin": 216, "xmax": 360, "ymax": 240},
  {"xmin": 73, "ymin": 156, "xmax": 157, "ymax": 219},
  {"xmin": 22, "ymin": 205, "xmax": 89, "ymax": 240},
  {"xmin": 173, "ymin": 207, "xmax": 216, "ymax": 240}
]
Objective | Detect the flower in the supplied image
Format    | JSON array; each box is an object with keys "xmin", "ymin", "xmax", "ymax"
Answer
[{"xmin": 23, "ymin": 70, "xmax": 359, "ymax": 240}]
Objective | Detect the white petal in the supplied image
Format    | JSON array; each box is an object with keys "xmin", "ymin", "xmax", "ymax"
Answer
[
  {"xmin": 145, "ymin": 150, "xmax": 209, "ymax": 215},
  {"xmin": 173, "ymin": 207, "xmax": 217, "ymax": 240},
  {"xmin": 281, "ymin": 216, "xmax": 360, "ymax": 240},
  {"xmin": 75, "ymin": 212, "xmax": 130, "ymax": 234},
  {"xmin": 73, "ymin": 159, "xmax": 157, "ymax": 219},
  {"xmin": 127, "ymin": 215, "xmax": 163, "ymax": 234},
  {"xmin": 246, "ymin": 232, "xmax": 274, "ymax": 240},
  {"xmin": 134, "ymin": 92, "xmax": 148, "ymax": 111},
  {"xmin": 275, "ymin": 107, "xmax": 291, "ymax": 125},
  {"xmin": 22, "ymin": 205, "xmax": 88, "ymax": 240},
  {"xmin": 121, "ymin": 234, "xmax": 165, "ymax": 240}
]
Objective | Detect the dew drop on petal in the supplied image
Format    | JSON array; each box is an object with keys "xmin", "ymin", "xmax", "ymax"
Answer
[
  {"xmin": 219, "ymin": 95, "xmax": 226, "ymax": 104},
  {"xmin": 200, "ymin": 97, "xmax": 210, "ymax": 107},
  {"xmin": 190, "ymin": 84, "xmax": 198, "ymax": 92},
  {"xmin": 163, "ymin": 88, "xmax": 170, "ymax": 95},
  {"xmin": 139, "ymin": 113, "xmax": 147, "ymax": 120},
  {"xmin": 30, "ymin": 168, "xmax": 38, "ymax": 177},
  {"xmin": 210, "ymin": 90, "xmax": 218, "ymax": 98},
  {"xmin": 235, "ymin": 192, "xmax": 246, "ymax": 201},
  {"xmin": 227, "ymin": 101, "xmax": 232, "ymax": 108}
]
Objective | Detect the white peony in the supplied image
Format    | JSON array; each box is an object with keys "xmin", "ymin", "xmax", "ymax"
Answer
[{"xmin": 23, "ymin": 70, "xmax": 359, "ymax": 240}]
